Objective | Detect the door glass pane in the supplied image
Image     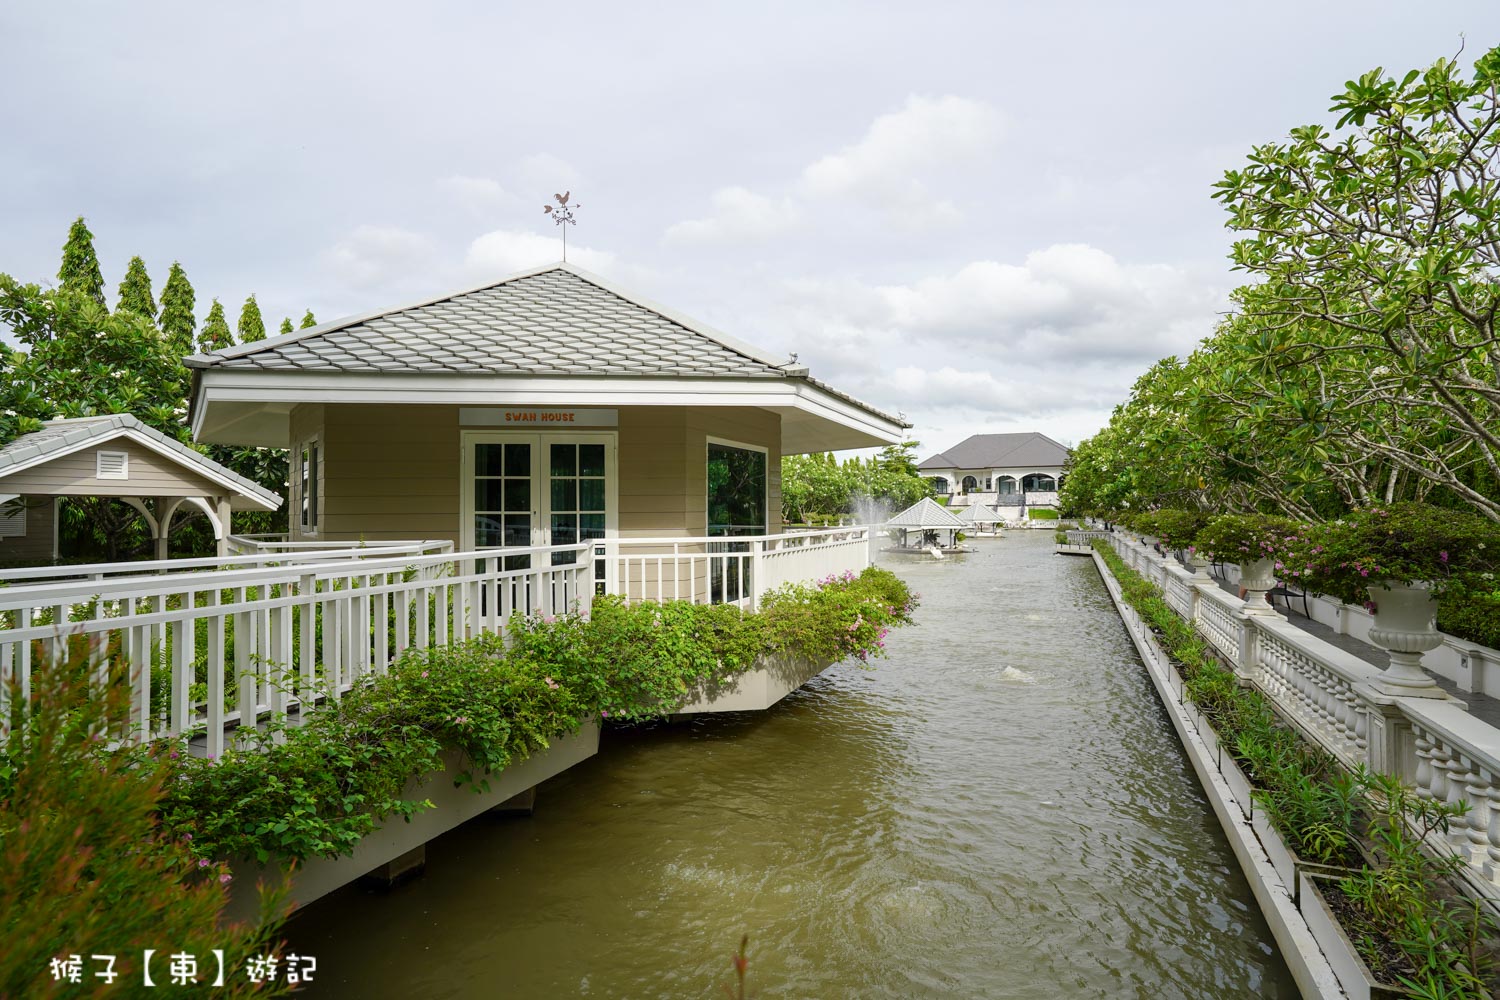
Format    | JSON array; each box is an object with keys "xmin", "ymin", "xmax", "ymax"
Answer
[
  {"xmin": 475, "ymin": 516, "xmax": 503, "ymax": 548},
  {"xmin": 476, "ymin": 443, "xmax": 505, "ymax": 476},
  {"xmin": 551, "ymin": 478, "xmax": 577, "ymax": 512},
  {"xmin": 504, "ymin": 514, "xmax": 531, "ymax": 548},
  {"xmin": 504, "ymin": 443, "xmax": 530, "ymax": 477},
  {"xmin": 475, "ymin": 479, "xmax": 505, "ymax": 512},
  {"xmin": 579, "ymin": 478, "xmax": 605, "ymax": 511},
  {"xmin": 581, "ymin": 513, "xmax": 605, "ymax": 540},
  {"xmin": 504, "ymin": 479, "xmax": 530, "ymax": 512},
  {"xmin": 579, "ymin": 444, "xmax": 605, "ymax": 477},
  {"xmin": 551, "ymin": 513, "xmax": 578, "ymax": 545},
  {"xmin": 550, "ymin": 443, "xmax": 576, "ymax": 477}
]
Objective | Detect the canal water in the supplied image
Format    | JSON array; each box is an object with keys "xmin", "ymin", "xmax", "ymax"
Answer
[{"xmin": 290, "ymin": 531, "xmax": 1297, "ymax": 997}]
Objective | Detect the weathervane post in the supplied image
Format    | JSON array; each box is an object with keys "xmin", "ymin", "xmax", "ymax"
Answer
[{"xmin": 542, "ymin": 191, "xmax": 579, "ymax": 262}]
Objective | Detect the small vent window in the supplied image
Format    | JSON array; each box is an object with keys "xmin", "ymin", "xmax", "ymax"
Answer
[
  {"xmin": 96, "ymin": 451, "xmax": 129, "ymax": 479},
  {"xmin": 0, "ymin": 504, "xmax": 25, "ymax": 538}
]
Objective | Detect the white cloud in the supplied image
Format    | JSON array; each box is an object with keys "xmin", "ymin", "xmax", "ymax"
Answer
[
  {"xmin": 464, "ymin": 228, "xmax": 616, "ymax": 277},
  {"xmin": 439, "ymin": 175, "xmax": 512, "ymax": 213},
  {"xmin": 798, "ymin": 95, "xmax": 1001, "ymax": 220},
  {"xmin": 663, "ymin": 186, "xmax": 801, "ymax": 245},
  {"xmin": 321, "ymin": 225, "xmax": 437, "ymax": 289},
  {"xmin": 662, "ymin": 94, "xmax": 1002, "ymax": 241}
]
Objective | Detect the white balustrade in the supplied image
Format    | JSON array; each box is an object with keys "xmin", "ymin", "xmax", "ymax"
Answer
[
  {"xmin": 1089, "ymin": 526, "xmax": 1500, "ymax": 907},
  {"xmin": 613, "ymin": 527, "xmax": 870, "ymax": 611},
  {"xmin": 0, "ymin": 543, "xmax": 591, "ymax": 754},
  {"xmin": 1405, "ymin": 702, "xmax": 1500, "ymax": 890},
  {"xmin": 0, "ymin": 539, "xmax": 454, "ymax": 585}
]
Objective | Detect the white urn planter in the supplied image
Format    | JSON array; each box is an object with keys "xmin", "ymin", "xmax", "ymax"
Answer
[
  {"xmin": 1237, "ymin": 557, "xmax": 1277, "ymax": 613},
  {"xmin": 1366, "ymin": 581, "xmax": 1441, "ymax": 691}
]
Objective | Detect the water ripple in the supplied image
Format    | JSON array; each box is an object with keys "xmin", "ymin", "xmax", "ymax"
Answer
[{"xmin": 290, "ymin": 533, "xmax": 1296, "ymax": 998}]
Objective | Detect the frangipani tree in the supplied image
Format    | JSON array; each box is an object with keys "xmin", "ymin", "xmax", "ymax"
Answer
[{"xmin": 1213, "ymin": 47, "xmax": 1500, "ymax": 520}]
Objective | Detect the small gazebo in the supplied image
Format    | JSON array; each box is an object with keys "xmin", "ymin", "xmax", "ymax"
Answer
[
  {"xmin": 957, "ymin": 502, "xmax": 1004, "ymax": 535},
  {"xmin": 0, "ymin": 414, "xmax": 282, "ymax": 562},
  {"xmin": 884, "ymin": 496, "xmax": 966, "ymax": 551}
]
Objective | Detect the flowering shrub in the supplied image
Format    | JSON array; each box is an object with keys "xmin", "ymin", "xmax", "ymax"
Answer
[
  {"xmin": 1192, "ymin": 513, "xmax": 1303, "ymax": 564},
  {"xmin": 1281, "ymin": 503, "xmax": 1500, "ymax": 605},
  {"xmin": 1148, "ymin": 509, "xmax": 1209, "ymax": 551}
]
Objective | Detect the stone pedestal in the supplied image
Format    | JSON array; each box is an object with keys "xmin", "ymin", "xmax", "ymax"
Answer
[
  {"xmin": 489, "ymin": 785, "xmax": 537, "ymax": 817},
  {"xmin": 359, "ymin": 845, "xmax": 426, "ymax": 890}
]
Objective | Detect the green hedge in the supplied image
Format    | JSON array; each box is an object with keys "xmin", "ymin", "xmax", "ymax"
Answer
[{"xmin": 1028, "ymin": 508, "xmax": 1060, "ymax": 520}]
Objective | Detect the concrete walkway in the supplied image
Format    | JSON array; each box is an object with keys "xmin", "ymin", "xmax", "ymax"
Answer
[{"xmin": 1211, "ymin": 575, "xmax": 1500, "ymax": 729}]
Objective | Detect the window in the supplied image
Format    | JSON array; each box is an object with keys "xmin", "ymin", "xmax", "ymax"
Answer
[
  {"xmin": 961, "ymin": 475, "xmax": 978, "ymax": 494},
  {"xmin": 707, "ymin": 442, "xmax": 767, "ymax": 537},
  {"xmin": 1022, "ymin": 473, "xmax": 1057, "ymax": 492},
  {"xmin": 707, "ymin": 440, "xmax": 766, "ymax": 605},
  {"xmin": 299, "ymin": 440, "xmax": 319, "ymax": 533},
  {"xmin": 997, "ymin": 476, "xmax": 1017, "ymax": 495}
]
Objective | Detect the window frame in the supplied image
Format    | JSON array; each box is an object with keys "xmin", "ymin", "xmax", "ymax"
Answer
[
  {"xmin": 705, "ymin": 436, "xmax": 769, "ymax": 537},
  {"xmin": 297, "ymin": 436, "xmax": 320, "ymax": 536}
]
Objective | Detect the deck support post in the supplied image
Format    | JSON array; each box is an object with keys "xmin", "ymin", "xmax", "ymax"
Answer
[
  {"xmin": 359, "ymin": 845, "xmax": 427, "ymax": 890},
  {"xmin": 489, "ymin": 785, "xmax": 537, "ymax": 817}
]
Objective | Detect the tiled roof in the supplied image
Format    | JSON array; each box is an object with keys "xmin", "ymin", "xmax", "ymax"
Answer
[
  {"xmin": 917, "ymin": 432, "xmax": 1070, "ymax": 471},
  {"xmin": 956, "ymin": 503, "xmax": 1003, "ymax": 523},
  {"xmin": 884, "ymin": 496, "xmax": 966, "ymax": 529},
  {"xmin": 0, "ymin": 414, "xmax": 282, "ymax": 507},
  {"xmin": 189, "ymin": 265, "xmax": 789, "ymax": 379}
]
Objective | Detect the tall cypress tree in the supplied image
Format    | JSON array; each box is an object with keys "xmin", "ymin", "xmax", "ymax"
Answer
[
  {"xmin": 158, "ymin": 262, "xmax": 197, "ymax": 357},
  {"xmin": 116, "ymin": 256, "xmax": 156, "ymax": 317},
  {"xmin": 236, "ymin": 294, "xmax": 266, "ymax": 343},
  {"xmin": 299, "ymin": 309, "xmax": 317, "ymax": 329},
  {"xmin": 59, "ymin": 217, "xmax": 106, "ymax": 306},
  {"xmin": 279, "ymin": 317, "xmax": 293, "ymax": 336},
  {"xmin": 199, "ymin": 299, "xmax": 233, "ymax": 352}
]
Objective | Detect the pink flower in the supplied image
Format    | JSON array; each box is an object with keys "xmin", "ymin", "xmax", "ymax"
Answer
[
  {"xmin": 219, "ymin": 873, "xmax": 232, "ymax": 885},
  {"xmin": 198, "ymin": 858, "xmax": 211, "ymax": 868},
  {"xmin": 422, "ymin": 671, "xmax": 429, "ymax": 678},
  {"xmin": 601, "ymin": 710, "xmax": 610, "ymax": 718},
  {"xmin": 1440, "ymin": 550, "xmax": 1449, "ymax": 564}
]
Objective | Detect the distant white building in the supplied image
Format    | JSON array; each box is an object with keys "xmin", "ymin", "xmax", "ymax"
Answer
[{"xmin": 917, "ymin": 432, "xmax": 1069, "ymax": 518}]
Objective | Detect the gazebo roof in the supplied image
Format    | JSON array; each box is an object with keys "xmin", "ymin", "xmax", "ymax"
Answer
[
  {"xmin": 0, "ymin": 415, "xmax": 282, "ymax": 510},
  {"xmin": 956, "ymin": 503, "xmax": 1003, "ymax": 523},
  {"xmin": 884, "ymin": 496, "xmax": 965, "ymax": 529}
]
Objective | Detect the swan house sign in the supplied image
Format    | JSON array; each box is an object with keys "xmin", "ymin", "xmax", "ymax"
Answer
[{"xmin": 457, "ymin": 408, "xmax": 619, "ymax": 427}]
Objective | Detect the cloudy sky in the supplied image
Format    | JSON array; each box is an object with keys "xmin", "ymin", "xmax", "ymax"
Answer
[{"xmin": 4, "ymin": 2, "xmax": 1498, "ymax": 457}]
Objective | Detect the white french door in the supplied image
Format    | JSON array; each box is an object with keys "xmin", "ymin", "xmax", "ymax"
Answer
[{"xmin": 461, "ymin": 431, "xmax": 617, "ymax": 592}]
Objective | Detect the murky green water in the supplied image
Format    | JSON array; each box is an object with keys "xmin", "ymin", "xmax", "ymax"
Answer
[{"xmin": 290, "ymin": 532, "xmax": 1296, "ymax": 998}]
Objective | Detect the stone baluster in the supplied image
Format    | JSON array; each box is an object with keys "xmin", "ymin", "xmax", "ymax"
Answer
[
  {"xmin": 1486, "ymin": 779, "xmax": 1500, "ymax": 883},
  {"xmin": 1429, "ymin": 742, "xmax": 1455, "ymax": 808},
  {"xmin": 1464, "ymin": 767, "xmax": 1493, "ymax": 871},
  {"xmin": 1414, "ymin": 729, "xmax": 1434, "ymax": 796},
  {"xmin": 1447, "ymin": 753, "xmax": 1477, "ymax": 856}
]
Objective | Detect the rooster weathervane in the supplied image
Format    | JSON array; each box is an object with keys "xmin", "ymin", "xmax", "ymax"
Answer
[{"xmin": 543, "ymin": 191, "xmax": 579, "ymax": 262}]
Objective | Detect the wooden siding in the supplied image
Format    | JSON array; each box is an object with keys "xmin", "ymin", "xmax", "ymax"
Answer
[
  {"xmin": 0, "ymin": 440, "xmax": 230, "ymax": 498},
  {"xmin": 0, "ymin": 496, "xmax": 56, "ymax": 563},
  {"xmin": 308, "ymin": 403, "xmax": 783, "ymax": 543},
  {"xmin": 321, "ymin": 404, "xmax": 459, "ymax": 543}
]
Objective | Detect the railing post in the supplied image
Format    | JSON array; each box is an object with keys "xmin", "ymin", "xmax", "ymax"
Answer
[
  {"xmin": 1355, "ymin": 684, "xmax": 1419, "ymax": 781},
  {"xmin": 749, "ymin": 539, "xmax": 765, "ymax": 613}
]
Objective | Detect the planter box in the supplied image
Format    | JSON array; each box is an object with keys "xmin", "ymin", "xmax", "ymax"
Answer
[
  {"xmin": 1299, "ymin": 871, "xmax": 1415, "ymax": 1000},
  {"xmin": 1221, "ymin": 751, "xmax": 1256, "ymax": 819},
  {"xmin": 673, "ymin": 653, "xmax": 834, "ymax": 715},
  {"xmin": 223, "ymin": 719, "xmax": 601, "ymax": 921},
  {"xmin": 1252, "ymin": 810, "xmax": 1354, "ymax": 907}
]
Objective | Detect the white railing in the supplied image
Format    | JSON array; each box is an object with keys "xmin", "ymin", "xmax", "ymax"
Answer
[
  {"xmin": 0, "ymin": 540, "xmax": 455, "ymax": 585},
  {"xmin": 0, "ymin": 543, "xmax": 591, "ymax": 757},
  {"xmin": 612, "ymin": 527, "xmax": 870, "ymax": 611},
  {"xmin": 1076, "ymin": 529, "xmax": 1500, "ymax": 905},
  {"xmin": 0, "ymin": 527, "xmax": 872, "ymax": 757}
]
